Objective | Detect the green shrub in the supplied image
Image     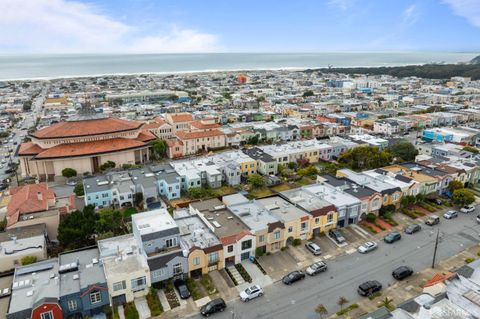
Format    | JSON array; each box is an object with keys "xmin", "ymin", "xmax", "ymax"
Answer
[
  {"xmin": 368, "ymin": 291, "xmax": 382, "ymax": 300},
  {"xmin": 465, "ymin": 258, "xmax": 475, "ymax": 264},
  {"xmin": 200, "ymin": 275, "xmax": 217, "ymax": 295},
  {"xmin": 292, "ymin": 238, "xmax": 302, "ymax": 246},
  {"xmin": 477, "ymin": 251, "xmax": 480, "ymax": 257},
  {"xmin": 225, "ymin": 268, "xmax": 238, "ymax": 286},
  {"xmin": 255, "ymin": 247, "xmax": 265, "ymax": 257},
  {"xmin": 366, "ymin": 213, "xmax": 377, "ymax": 223},
  {"xmin": 186, "ymin": 278, "xmax": 202, "ymax": 300},
  {"xmin": 146, "ymin": 287, "xmax": 163, "ymax": 316},
  {"xmin": 336, "ymin": 304, "xmax": 359, "ymax": 316},
  {"xmin": 123, "ymin": 302, "xmax": 139, "ymax": 319},
  {"xmin": 21, "ymin": 256, "xmax": 37, "ymax": 265},
  {"xmin": 235, "ymin": 264, "xmax": 252, "ymax": 283}
]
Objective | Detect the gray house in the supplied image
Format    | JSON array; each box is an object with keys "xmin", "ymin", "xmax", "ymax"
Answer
[
  {"xmin": 59, "ymin": 246, "xmax": 109, "ymax": 318},
  {"xmin": 132, "ymin": 209, "xmax": 188, "ymax": 284}
]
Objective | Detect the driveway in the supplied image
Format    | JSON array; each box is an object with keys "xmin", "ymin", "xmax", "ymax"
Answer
[
  {"xmin": 134, "ymin": 297, "xmax": 151, "ymax": 319},
  {"xmin": 257, "ymin": 250, "xmax": 299, "ymax": 281}
]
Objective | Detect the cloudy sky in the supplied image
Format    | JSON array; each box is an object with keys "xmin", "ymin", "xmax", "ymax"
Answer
[{"xmin": 1, "ymin": 0, "xmax": 480, "ymax": 53}]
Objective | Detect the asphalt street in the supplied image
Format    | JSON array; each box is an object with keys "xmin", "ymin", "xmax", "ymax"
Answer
[{"xmin": 192, "ymin": 210, "xmax": 480, "ymax": 319}]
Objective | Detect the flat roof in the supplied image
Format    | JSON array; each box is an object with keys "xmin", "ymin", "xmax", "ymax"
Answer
[
  {"xmin": 132, "ymin": 208, "xmax": 177, "ymax": 236},
  {"xmin": 176, "ymin": 215, "xmax": 221, "ymax": 250},
  {"xmin": 226, "ymin": 199, "xmax": 279, "ymax": 232},
  {"xmin": 280, "ymin": 188, "xmax": 332, "ymax": 212}
]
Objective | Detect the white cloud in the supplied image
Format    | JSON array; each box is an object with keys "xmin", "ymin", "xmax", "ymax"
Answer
[
  {"xmin": 0, "ymin": 0, "xmax": 221, "ymax": 53},
  {"xmin": 402, "ymin": 4, "xmax": 419, "ymax": 26},
  {"xmin": 327, "ymin": 0, "xmax": 356, "ymax": 11},
  {"xmin": 443, "ymin": 0, "xmax": 480, "ymax": 27}
]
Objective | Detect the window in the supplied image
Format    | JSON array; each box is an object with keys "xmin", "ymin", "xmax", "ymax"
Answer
[
  {"xmin": 288, "ymin": 226, "xmax": 293, "ymax": 233},
  {"xmin": 90, "ymin": 291, "xmax": 102, "ymax": 304},
  {"xmin": 327, "ymin": 213, "xmax": 333, "ymax": 223},
  {"xmin": 241, "ymin": 240, "xmax": 252, "ymax": 250},
  {"xmin": 315, "ymin": 217, "xmax": 320, "ymax": 224},
  {"xmin": 227, "ymin": 245, "xmax": 234, "ymax": 253},
  {"xmin": 113, "ymin": 280, "xmax": 126, "ymax": 291},
  {"xmin": 173, "ymin": 263, "xmax": 183, "ymax": 275},
  {"xmin": 208, "ymin": 252, "xmax": 219, "ymax": 264},
  {"xmin": 259, "ymin": 235, "xmax": 265, "ymax": 242},
  {"xmin": 152, "ymin": 268, "xmax": 166, "ymax": 279},
  {"xmin": 300, "ymin": 222, "xmax": 308, "ymax": 231},
  {"xmin": 41, "ymin": 312, "xmax": 53, "ymax": 319},
  {"xmin": 131, "ymin": 276, "xmax": 147, "ymax": 291},
  {"xmin": 165, "ymin": 238, "xmax": 177, "ymax": 248},
  {"xmin": 273, "ymin": 231, "xmax": 280, "ymax": 240},
  {"xmin": 383, "ymin": 196, "xmax": 388, "ymax": 202},
  {"xmin": 68, "ymin": 300, "xmax": 77, "ymax": 311},
  {"xmin": 193, "ymin": 257, "xmax": 201, "ymax": 266}
]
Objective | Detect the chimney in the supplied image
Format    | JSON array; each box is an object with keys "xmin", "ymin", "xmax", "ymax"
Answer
[{"xmin": 37, "ymin": 192, "xmax": 43, "ymax": 201}]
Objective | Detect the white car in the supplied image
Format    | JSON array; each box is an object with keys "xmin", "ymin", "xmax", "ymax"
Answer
[
  {"xmin": 305, "ymin": 241, "xmax": 322, "ymax": 255},
  {"xmin": 239, "ymin": 285, "xmax": 263, "ymax": 302},
  {"xmin": 461, "ymin": 205, "xmax": 475, "ymax": 213},
  {"xmin": 358, "ymin": 241, "xmax": 378, "ymax": 254}
]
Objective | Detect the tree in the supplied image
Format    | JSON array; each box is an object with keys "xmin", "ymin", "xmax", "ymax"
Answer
[
  {"xmin": 338, "ymin": 145, "xmax": 392, "ymax": 171},
  {"xmin": 23, "ymin": 100, "xmax": 32, "ymax": 112},
  {"xmin": 366, "ymin": 213, "xmax": 376, "ymax": 223},
  {"xmin": 388, "ymin": 140, "xmax": 418, "ymax": 162},
  {"xmin": 100, "ymin": 160, "xmax": 116, "ymax": 171},
  {"xmin": 21, "ymin": 256, "xmax": 37, "ymax": 265},
  {"xmin": 74, "ymin": 183, "xmax": 85, "ymax": 196},
  {"xmin": 463, "ymin": 146, "xmax": 479, "ymax": 154},
  {"xmin": 188, "ymin": 187, "xmax": 216, "ymax": 199},
  {"xmin": 248, "ymin": 174, "xmax": 265, "ymax": 189},
  {"xmin": 58, "ymin": 206, "xmax": 98, "ymax": 249},
  {"xmin": 315, "ymin": 304, "xmax": 328, "ymax": 319},
  {"xmin": 303, "ymin": 90, "xmax": 314, "ymax": 97},
  {"xmin": 401, "ymin": 195, "xmax": 416, "ymax": 208},
  {"xmin": 96, "ymin": 208, "xmax": 126, "ymax": 236},
  {"xmin": 61, "ymin": 168, "xmax": 77, "ymax": 178},
  {"xmin": 288, "ymin": 162, "xmax": 296, "ymax": 170},
  {"xmin": 134, "ymin": 192, "xmax": 144, "ymax": 209},
  {"xmin": 452, "ymin": 188, "xmax": 475, "ymax": 206},
  {"xmin": 150, "ymin": 139, "xmax": 168, "ymax": 159},
  {"xmin": 378, "ymin": 297, "xmax": 395, "ymax": 311},
  {"xmin": 448, "ymin": 180, "xmax": 464, "ymax": 193},
  {"xmin": 337, "ymin": 296, "xmax": 348, "ymax": 311},
  {"xmin": 246, "ymin": 135, "xmax": 259, "ymax": 145}
]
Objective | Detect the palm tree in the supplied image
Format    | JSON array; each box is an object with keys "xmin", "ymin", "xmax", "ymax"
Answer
[
  {"xmin": 315, "ymin": 304, "xmax": 328, "ymax": 319},
  {"xmin": 379, "ymin": 297, "xmax": 395, "ymax": 311},
  {"xmin": 337, "ymin": 296, "xmax": 348, "ymax": 311}
]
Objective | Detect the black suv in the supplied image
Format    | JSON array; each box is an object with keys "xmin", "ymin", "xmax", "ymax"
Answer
[
  {"xmin": 384, "ymin": 232, "xmax": 401, "ymax": 244},
  {"xmin": 328, "ymin": 229, "xmax": 346, "ymax": 244},
  {"xmin": 200, "ymin": 298, "xmax": 226, "ymax": 317},
  {"xmin": 392, "ymin": 266, "xmax": 413, "ymax": 280},
  {"xmin": 282, "ymin": 271, "xmax": 305, "ymax": 285},
  {"xmin": 174, "ymin": 279, "xmax": 191, "ymax": 299},
  {"xmin": 357, "ymin": 280, "xmax": 382, "ymax": 296}
]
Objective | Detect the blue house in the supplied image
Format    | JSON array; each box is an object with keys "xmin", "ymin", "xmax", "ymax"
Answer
[
  {"xmin": 59, "ymin": 247, "xmax": 110, "ymax": 318},
  {"xmin": 150, "ymin": 164, "xmax": 182, "ymax": 200},
  {"xmin": 422, "ymin": 129, "xmax": 454, "ymax": 143},
  {"xmin": 83, "ymin": 175, "xmax": 113, "ymax": 208}
]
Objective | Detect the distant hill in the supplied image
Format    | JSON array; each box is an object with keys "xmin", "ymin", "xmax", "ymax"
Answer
[
  {"xmin": 314, "ymin": 61, "xmax": 480, "ymax": 80},
  {"xmin": 470, "ymin": 55, "xmax": 480, "ymax": 64}
]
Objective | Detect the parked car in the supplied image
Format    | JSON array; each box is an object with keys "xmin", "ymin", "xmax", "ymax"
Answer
[
  {"xmin": 427, "ymin": 198, "xmax": 443, "ymax": 205},
  {"xmin": 384, "ymin": 232, "xmax": 401, "ymax": 244},
  {"xmin": 305, "ymin": 242, "xmax": 322, "ymax": 255},
  {"xmin": 425, "ymin": 215, "xmax": 440, "ymax": 226},
  {"xmin": 358, "ymin": 241, "xmax": 378, "ymax": 254},
  {"xmin": 328, "ymin": 229, "xmax": 346, "ymax": 244},
  {"xmin": 357, "ymin": 280, "xmax": 382, "ymax": 296},
  {"xmin": 461, "ymin": 204, "xmax": 475, "ymax": 213},
  {"xmin": 477, "ymin": 215, "xmax": 480, "ymax": 224},
  {"xmin": 174, "ymin": 280, "xmax": 191, "ymax": 299},
  {"xmin": 392, "ymin": 266, "xmax": 414, "ymax": 280},
  {"xmin": 0, "ymin": 183, "xmax": 7, "ymax": 191},
  {"xmin": 306, "ymin": 261, "xmax": 327, "ymax": 276},
  {"xmin": 282, "ymin": 271, "xmax": 305, "ymax": 285},
  {"xmin": 200, "ymin": 298, "xmax": 226, "ymax": 317},
  {"xmin": 404, "ymin": 224, "xmax": 421, "ymax": 234},
  {"xmin": 239, "ymin": 285, "xmax": 263, "ymax": 302},
  {"xmin": 443, "ymin": 210, "xmax": 458, "ymax": 219}
]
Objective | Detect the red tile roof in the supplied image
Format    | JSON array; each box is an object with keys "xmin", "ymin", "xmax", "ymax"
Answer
[
  {"xmin": 220, "ymin": 230, "xmax": 252, "ymax": 246},
  {"xmin": 176, "ymin": 129, "xmax": 225, "ymax": 140},
  {"xmin": 31, "ymin": 117, "xmax": 143, "ymax": 139},
  {"xmin": 7, "ymin": 183, "xmax": 55, "ymax": 227},
  {"xmin": 423, "ymin": 272, "xmax": 457, "ymax": 287},
  {"xmin": 136, "ymin": 130, "xmax": 157, "ymax": 142},
  {"xmin": 154, "ymin": 117, "xmax": 167, "ymax": 125},
  {"xmin": 34, "ymin": 138, "xmax": 147, "ymax": 159},
  {"xmin": 18, "ymin": 142, "xmax": 45, "ymax": 156},
  {"xmin": 142, "ymin": 122, "xmax": 162, "ymax": 130},
  {"xmin": 190, "ymin": 121, "xmax": 221, "ymax": 130},
  {"xmin": 168, "ymin": 113, "xmax": 193, "ymax": 123}
]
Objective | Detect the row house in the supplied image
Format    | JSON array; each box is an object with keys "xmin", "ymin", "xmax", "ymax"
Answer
[
  {"xmin": 381, "ymin": 164, "xmax": 441, "ymax": 195},
  {"xmin": 242, "ymin": 147, "xmax": 278, "ymax": 175},
  {"xmin": 171, "ymin": 159, "xmax": 223, "ymax": 189},
  {"xmin": 223, "ymin": 194, "xmax": 286, "ymax": 254},
  {"xmin": 189, "ymin": 199, "xmax": 256, "ymax": 265},
  {"xmin": 363, "ymin": 168, "xmax": 421, "ymax": 197}
]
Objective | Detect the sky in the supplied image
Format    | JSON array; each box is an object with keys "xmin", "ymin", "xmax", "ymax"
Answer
[{"xmin": 1, "ymin": 0, "xmax": 480, "ymax": 54}]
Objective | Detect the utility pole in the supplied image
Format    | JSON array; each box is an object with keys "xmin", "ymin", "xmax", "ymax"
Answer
[{"xmin": 431, "ymin": 229, "xmax": 440, "ymax": 269}]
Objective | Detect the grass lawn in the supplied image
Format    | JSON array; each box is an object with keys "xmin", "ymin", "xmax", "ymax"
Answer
[
  {"xmin": 248, "ymin": 187, "xmax": 274, "ymax": 198},
  {"xmin": 296, "ymin": 177, "xmax": 316, "ymax": 186},
  {"xmin": 215, "ymin": 185, "xmax": 239, "ymax": 196},
  {"xmin": 271, "ymin": 183, "xmax": 297, "ymax": 192}
]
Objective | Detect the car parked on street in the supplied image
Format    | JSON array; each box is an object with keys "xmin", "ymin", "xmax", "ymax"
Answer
[
  {"xmin": 384, "ymin": 232, "xmax": 401, "ymax": 244},
  {"xmin": 392, "ymin": 266, "xmax": 414, "ymax": 280},
  {"xmin": 239, "ymin": 285, "xmax": 263, "ymax": 302},
  {"xmin": 404, "ymin": 224, "xmax": 421, "ymax": 234},
  {"xmin": 174, "ymin": 279, "xmax": 191, "ymax": 299},
  {"xmin": 357, "ymin": 280, "xmax": 382, "ymax": 296},
  {"xmin": 477, "ymin": 215, "xmax": 480, "ymax": 224},
  {"xmin": 461, "ymin": 204, "xmax": 475, "ymax": 213},
  {"xmin": 443, "ymin": 210, "xmax": 458, "ymax": 219},
  {"xmin": 358, "ymin": 241, "xmax": 378, "ymax": 254},
  {"xmin": 328, "ymin": 229, "xmax": 346, "ymax": 244},
  {"xmin": 306, "ymin": 261, "xmax": 327, "ymax": 276},
  {"xmin": 200, "ymin": 298, "xmax": 226, "ymax": 317},
  {"xmin": 425, "ymin": 215, "xmax": 440, "ymax": 226},
  {"xmin": 282, "ymin": 271, "xmax": 305, "ymax": 285},
  {"xmin": 305, "ymin": 242, "xmax": 322, "ymax": 255}
]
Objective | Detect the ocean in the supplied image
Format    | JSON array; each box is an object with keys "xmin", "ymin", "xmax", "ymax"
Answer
[{"xmin": 0, "ymin": 52, "xmax": 477, "ymax": 81}]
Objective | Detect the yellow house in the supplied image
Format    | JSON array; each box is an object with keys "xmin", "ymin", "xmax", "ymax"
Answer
[
  {"xmin": 188, "ymin": 246, "xmax": 225, "ymax": 277},
  {"xmin": 210, "ymin": 150, "xmax": 257, "ymax": 176}
]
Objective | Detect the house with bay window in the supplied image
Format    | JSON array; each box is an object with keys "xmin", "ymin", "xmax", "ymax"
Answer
[
  {"xmin": 189, "ymin": 198, "xmax": 256, "ymax": 265},
  {"xmin": 98, "ymin": 234, "xmax": 151, "ymax": 305},
  {"xmin": 132, "ymin": 209, "xmax": 188, "ymax": 284}
]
